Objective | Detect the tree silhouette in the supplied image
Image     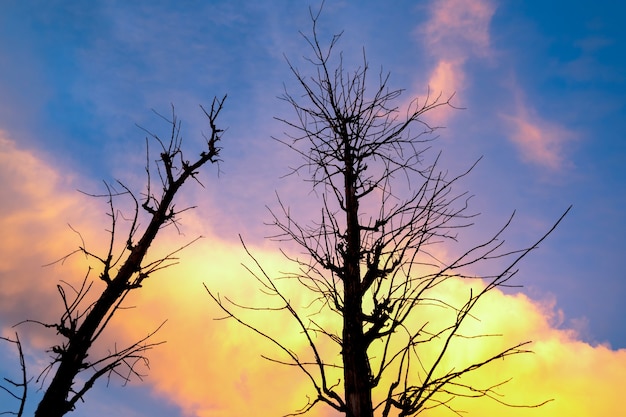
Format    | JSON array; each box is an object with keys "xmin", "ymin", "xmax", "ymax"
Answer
[
  {"xmin": 1, "ymin": 97, "xmax": 227, "ymax": 417},
  {"xmin": 208, "ymin": 9, "xmax": 568, "ymax": 417}
]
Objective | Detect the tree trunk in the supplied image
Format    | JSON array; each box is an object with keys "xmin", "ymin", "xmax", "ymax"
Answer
[
  {"xmin": 34, "ymin": 186, "xmax": 177, "ymax": 417},
  {"xmin": 34, "ymin": 283, "xmax": 122, "ymax": 417},
  {"xmin": 342, "ymin": 281, "xmax": 373, "ymax": 417},
  {"xmin": 342, "ymin": 138, "xmax": 374, "ymax": 417}
]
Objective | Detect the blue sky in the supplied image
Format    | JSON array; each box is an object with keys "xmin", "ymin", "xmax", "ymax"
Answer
[{"xmin": 1, "ymin": 1, "xmax": 625, "ymax": 416}]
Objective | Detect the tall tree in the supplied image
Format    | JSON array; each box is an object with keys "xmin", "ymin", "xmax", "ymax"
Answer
[
  {"xmin": 209, "ymin": 9, "xmax": 568, "ymax": 417},
  {"xmin": 16, "ymin": 97, "xmax": 228, "ymax": 417}
]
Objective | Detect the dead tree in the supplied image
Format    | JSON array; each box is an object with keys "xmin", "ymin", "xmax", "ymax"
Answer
[
  {"xmin": 21, "ymin": 96, "xmax": 228, "ymax": 417},
  {"xmin": 208, "ymin": 9, "xmax": 568, "ymax": 417}
]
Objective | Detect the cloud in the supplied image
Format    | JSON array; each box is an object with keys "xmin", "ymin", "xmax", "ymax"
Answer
[
  {"xmin": 413, "ymin": 0, "xmax": 576, "ymax": 173},
  {"xmin": 411, "ymin": 0, "xmax": 496, "ymax": 124},
  {"xmin": 500, "ymin": 86, "xmax": 576, "ymax": 170},
  {"xmin": 2, "ymin": 131, "xmax": 624, "ymax": 417},
  {"xmin": 124, "ymin": 251, "xmax": 626, "ymax": 417},
  {"xmin": 116, "ymin": 241, "xmax": 334, "ymax": 417},
  {"xmin": 421, "ymin": 0, "xmax": 495, "ymax": 60},
  {"xmin": 0, "ymin": 133, "xmax": 91, "ymax": 328},
  {"xmin": 0, "ymin": 130, "xmax": 323, "ymax": 416},
  {"xmin": 409, "ymin": 279, "xmax": 626, "ymax": 416},
  {"xmin": 427, "ymin": 59, "xmax": 465, "ymax": 101}
]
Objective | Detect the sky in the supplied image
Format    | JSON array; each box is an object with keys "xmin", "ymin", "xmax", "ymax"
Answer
[{"xmin": 0, "ymin": 0, "xmax": 625, "ymax": 416}]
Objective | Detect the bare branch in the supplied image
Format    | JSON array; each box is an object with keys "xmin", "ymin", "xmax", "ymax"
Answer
[
  {"xmin": 0, "ymin": 333, "xmax": 28, "ymax": 417},
  {"xmin": 28, "ymin": 98, "xmax": 227, "ymax": 417},
  {"xmin": 210, "ymin": 9, "xmax": 567, "ymax": 417}
]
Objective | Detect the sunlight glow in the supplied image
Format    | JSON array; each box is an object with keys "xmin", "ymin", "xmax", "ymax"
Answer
[{"xmin": 0, "ymin": 112, "xmax": 623, "ymax": 416}]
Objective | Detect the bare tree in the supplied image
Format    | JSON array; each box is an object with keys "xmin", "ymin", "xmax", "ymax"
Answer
[
  {"xmin": 3, "ymin": 96, "xmax": 228, "ymax": 417},
  {"xmin": 208, "ymin": 9, "xmax": 569, "ymax": 417}
]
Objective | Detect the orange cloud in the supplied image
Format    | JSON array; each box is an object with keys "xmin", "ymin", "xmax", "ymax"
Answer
[{"xmin": 0, "ymin": 134, "xmax": 93, "ymax": 329}]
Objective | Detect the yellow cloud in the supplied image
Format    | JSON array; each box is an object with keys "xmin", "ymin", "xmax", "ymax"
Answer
[
  {"xmin": 2, "ymin": 132, "xmax": 624, "ymax": 417},
  {"xmin": 117, "ymin": 239, "xmax": 344, "ymax": 417},
  {"xmin": 115, "ymin": 243, "xmax": 626, "ymax": 417}
]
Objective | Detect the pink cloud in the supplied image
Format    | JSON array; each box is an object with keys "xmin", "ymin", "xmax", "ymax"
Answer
[
  {"xmin": 414, "ymin": 0, "xmax": 574, "ymax": 172},
  {"xmin": 501, "ymin": 87, "xmax": 576, "ymax": 170},
  {"xmin": 428, "ymin": 60, "xmax": 465, "ymax": 99},
  {"xmin": 421, "ymin": 0, "xmax": 495, "ymax": 60},
  {"xmin": 410, "ymin": 0, "xmax": 496, "ymax": 124}
]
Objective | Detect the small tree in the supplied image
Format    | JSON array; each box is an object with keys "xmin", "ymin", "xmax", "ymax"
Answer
[
  {"xmin": 4, "ymin": 96, "xmax": 227, "ymax": 417},
  {"xmin": 209, "ymin": 10, "xmax": 568, "ymax": 417}
]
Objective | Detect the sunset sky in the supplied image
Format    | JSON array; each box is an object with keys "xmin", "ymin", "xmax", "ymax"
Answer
[{"xmin": 1, "ymin": 1, "xmax": 625, "ymax": 416}]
